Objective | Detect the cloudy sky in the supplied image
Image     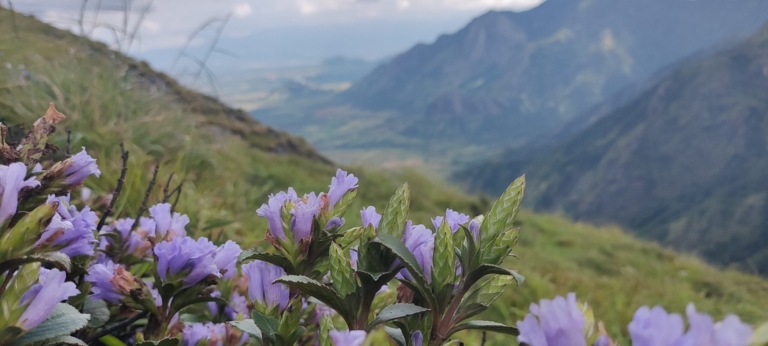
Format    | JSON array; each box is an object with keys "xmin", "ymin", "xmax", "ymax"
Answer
[{"xmin": 11, "ymin": 0, "xmax": 544, "ymax": 70}]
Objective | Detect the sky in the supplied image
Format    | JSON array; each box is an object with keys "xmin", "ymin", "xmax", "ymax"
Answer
[{"xmin": 10, "ymin": 0, "xmax": 545, "ymax": 70}]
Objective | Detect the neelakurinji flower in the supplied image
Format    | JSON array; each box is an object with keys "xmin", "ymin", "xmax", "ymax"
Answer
[
  {"xmin": 411, "ymin": 331, "xmax": 424, "ymax": 346},
  {"xmin": 516, "ymin": 293, "xmax": 587, "ymax": 346},
  {"xmin": 149, "ymin": 203, "xmax": 189, "ymax": 241},
  {"xmin": 628, "ymin": 306, "xmax": 685, "ymax": 346},
  {"xmin": 291, "ymin": 192, "xmax": 320, "ymax": 243},
  {"xmin": 327, "ymin": 169, "xmax": 358, "ymax": 208},
  {"xmin": 241, "ymin": 260, "xmax": 289, "ymax": 312},
  {"xmin": 432, "ymin": 209, "xmax": 470, "ymax": 233},
  {"xmin": 85, "ymin": 260, "xmax": 138, "ymax": 303},
  {"xmin": 0, "ymin": 162, "xmax": 40, "ymax": 224},
  {"xmin": 100, "ymin": 217, "xmax": 155, "ymax": 259},
  {"xmin": 15, "ymin": 268, "xmax": 80, "ymax": 330},
  {"xmin": 329, "ymin": 330, "xmax": 367, "ymax": 346},
  {"xmin": 360, "ymin": 206, "xmax": 381, "ymax": 229},
  {"xmin": 62, "ymin": 148, "xmax": 101, "ymax": 185},
  {"xmin": 154, "ymin": 236, "xmax": 221, "ymax": 287},
  {"xmin": 225, "ymin": 292, "xmax": 249, "ymax": 320},
  {"xmin": 256, "ymin": 188, "xmax": 299, "ymax": 240},
  {"xmin": 183, "ymin": 322, "xmax": 227, "ymax": 346},
  {"xmin": 398, "ymin": 221, "xmax": 435, "ymax": 283},
  {"xmin": 213, "ymin": 240, "xmax": 242, "ymax": 279},
  {"xmin": 35, "ymin": 196, "xmax": 98, "ymax": 257},
  {"xmin": 674, "ymin": 304, "xmax": 752, "ymax": 346}
]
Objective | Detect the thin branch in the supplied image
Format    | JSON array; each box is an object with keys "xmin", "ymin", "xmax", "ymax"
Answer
[
  {"xmin": 65, "ymin": 130, "xmax": 72, "ymax": 157},
  {"xmin": 481, "ymin": 332, "xmax": 487, "ymax": 346},
  {"xmin": 130, "ymin": 163, "xmax": 159, "ymax": 229},
  {"xmin": 171, "ymin": 181, "xmax": 183, "ymax": 212},
  {"xmin": 7, "ymin": 0, "xmax": 20, "ymax": 40},
  {"xmin": 78, "ymin": 0, "xmax": 89, "ymax": 36},
  {"xmin": 96, "ymin": 143, "xmax": 128, "ymax": 232},
  {"xmin": 86, "ymin": 311, "xmax": 148, "ymax": 344},
  {"xmin": 162, "ymin": 172, "xmax": 174, "ymax": 203}
]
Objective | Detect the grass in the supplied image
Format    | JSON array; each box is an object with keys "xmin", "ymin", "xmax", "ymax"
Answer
[{"xmin": 2, "ymin": 9, "xmax": 768, "ymax": 345}]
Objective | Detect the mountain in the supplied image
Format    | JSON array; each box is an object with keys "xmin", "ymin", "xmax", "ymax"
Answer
[
  {"xmin": 253, "ymin": 0, "xmax": 768, "ymax": 168},
  {"xmin": 5, "ymin": 9, "xmax": 768, "ymax": 345},
  {"xmin": 463, "ymin": 21, "xmax": 768, "ymax": 275}
]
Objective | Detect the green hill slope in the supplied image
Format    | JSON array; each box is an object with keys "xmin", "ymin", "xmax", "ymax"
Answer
[
  {"xmin": 463, "ymin": 22, "xmax": 768, "ymax": 277},
  {"xmin": 3, "ymin": 9, "xmax": 768, "ymax": 344}
]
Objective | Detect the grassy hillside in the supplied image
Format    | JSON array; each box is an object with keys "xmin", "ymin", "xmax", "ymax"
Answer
[
  {"xmin": 462, "ymin": 21, "xmax": 768, "ymax": 277},
  {"xmin": 3, "ymin": 9, "xmax": 768, "ymax": 345}
]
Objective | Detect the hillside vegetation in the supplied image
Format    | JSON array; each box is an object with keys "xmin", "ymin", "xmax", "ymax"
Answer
[
  {"xmin": 3, "ymin": 9, "xmax": 768, "ymax": 345},
  {"xmin": 463, "ymin": 21, "xmax": 768, "ymax": 277}
]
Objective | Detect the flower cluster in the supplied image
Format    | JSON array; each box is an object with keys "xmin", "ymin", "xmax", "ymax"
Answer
[
  {"xmin": 0, "ymin": 107, "xmax": 760, "ymax": 346},
  {"xmin": 517, "ymin": 293, "xmax": 754, "ymax": 346}
]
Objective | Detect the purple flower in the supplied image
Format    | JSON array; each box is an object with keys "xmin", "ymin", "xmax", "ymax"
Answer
[
  {"xmin": 32, "ymin": 163, "xmax": 44, "ymax": 174},
  {"xmin": 312, "ymin": 303, "xmax": 336, "ymax": 323},
  {"xmin": 16, "ymin": 268, "xmax": 80, "ymax": 330},
  {"xmin": 292, "ymin": 193, "xmax": 321, "ymax": 243},
  {"xmin": 628, "ymin": 306, "xmax": 684, "ymax": 346},
  {"xmin": 63, "ymin": 148, "xmax": 101, "ymax": 185},
  {"xmin": 85, "ymin": 260, "xmax": 136, "ymax": 303},
  {"xmin": 0, "ymin": 162, "xmax": 40, "ymax": 224},
  {"xmin": 329, "ymin": 330, "xmax": 366, "ymax": 346},
  {"xmin": 328, "ymin": 169, "xmax": 358, "ymax": 208},
  {"xmin": 149, "ymin": 203, "xmax": 189, "ymax": 241},
  {"xmin": 213, "ymin": 240, "xmax": 242, "ymax": 279},
  {"xmin": 225, "ymin": 292, "xmax": 249, "ymax": 320},
  {"xmin": 256, "ymin": 188, "xmax": 298, "ymax": 240},
  {"xmin": 411, "ymin": 331, "xmax": 423, "ymax": 346},
  {"xmin": 398, "ymin": 221, "xmax": 434, "ymax": 283},
  {"xmin": 35, "ymin": 194, "xmax": 98, "ymax": 257},
  {"xmin": 154, "ymin": 236, "xmax": 221, "ymax": 287},
  {"xmin": 183, "ymin": 323, "xmax": 227, "ymax": 346},
  {"xmin": 516, "ymin": 293, "xmax": 587, "ymax": 346},
  {"xmin": 242, "ymin": 260, "xmax": 289, "ymax": 311},
  {"xmin": 432, "ymin": 209, "xmax": 469, "ymax": 233},
  {"xmin": 468, "ymin": 219, "xmax": 480, "ymax": 240},
  {"xmin": 360, "ymin": 206, "xmax": 381, "ymax": 230},
  {"xmin": 324, "ymin": 217, "xmax": 345, "ymax": 230},
  {"xmin": 594, "ymin": 335, "xmax": 611, "ymax": 346},
  {"xmin": 99, "ymin": 217, "xmax": 153, "ymax": 258},
  {"xmin": 674, "ymin": 304, "xmax": 752, "ymax": 346}
]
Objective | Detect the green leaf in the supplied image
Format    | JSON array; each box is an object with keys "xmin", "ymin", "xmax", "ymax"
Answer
[
  {"xmin": 238, "ymin": 249, "xmax": 295, "ymax": 274},
  {"xmin": 40, "ymin": 335, "xmax": 87, "ymax": 346},
  {"xmin": 368, "ymin": 303, "xmax": 430, "ymax": 330},
  {"xmin": 384, "ymin": 326, "xmax": 407, "ymax": 346},
  {"xmin": 371, "ymin": 235, "xmax": 437, "ymax": 309},
  {"xmin": 337, "ymin": 227, "xmax": 365, "ymax": 248},
  {"xmin": 465, "ymin": 264, "xmax": 523, "ymax": 288},
  {"xmin": 432, "ymin": 220, "xmax": 455, "ymax": 290},
  {"xmin": 448, "ymin": 320, "xmax": 519, "ymax": 336},
  {"xmin": 83, "ymin": 298, "xmax": 110, "ymax": 328},
  {"xmin": 0, "ymin": 264, "xmax": 40, "ymax": 328},
  {"xmin": 134, "ymin": 338, "xmax": 180, "ymax": 346},
  {"xmin": 274, "ymin": 275, "xmax": 351, "ymax": 323},
  {"xmin": 10, "ymin": 303, "xmax": 90, "ymax": 346},
  {"xmin": 97, "ymin": 335, "xmax": 128, "ymax": 346},
  {"xmin": 0, "ymin": 252, "xmax": 72, "ymax": 273},
  {"xmin": 379, "ymin": 183, "xmax": 410, "ymax": 238},
  {"xmin": 485, "ymin": 228, "xmax": 520, "ymax": 265},
  {"xmin": 251, "ymin": 310, "xmax": 279, "ymax": 340},
  {"xmin": 327, "ymin": 188, "xmax": 358, "ymax": 221},
  {"xmin": 480, "ymin": 175, "xmax": 525, "ymax": 251},
  {"xmin": 329, "ymin": 243, "xmax": 358, "ymax": 297},
  {"xmin": 0, "ymin": 203, "xmax": 57, "ymax": 262},
  {"xmin": 319, "ymin": 316, "xmax": 333, "ymax": 346},
  {"xmin": 230, "ymin": 319, "xmax": 262, "ymax": 339},
  {"xmin": 457, "ymin": 275, "xmax": 516, "ymax": 322}
]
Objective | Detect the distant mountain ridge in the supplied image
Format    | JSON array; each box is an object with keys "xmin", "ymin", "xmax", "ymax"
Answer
[
  {"xmin": 253, "ymin": 0, "xmax": 768, "ymax": 167},
  {"xmin": 462, "ymin": 21, "xmax": 768, "ymax": 274}
]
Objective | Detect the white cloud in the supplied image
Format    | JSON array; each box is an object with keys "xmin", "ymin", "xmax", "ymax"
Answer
[{"xmin": 233, "ymin": 3, "xmax": 253, "ymax": 17}]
